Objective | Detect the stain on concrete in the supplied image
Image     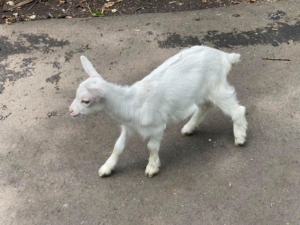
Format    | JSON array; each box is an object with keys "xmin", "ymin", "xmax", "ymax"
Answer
[
  {"xmin": 19, "ymin": 57, "xmax": 37, "ymax": 77},
  {"xmin": 46, "ymin": 73, "xmax": 61, "ymax": 85},
  {"xmin": 0, "ymin": 33, "xmax": 69, "ymax": 61},
  {"xmin": 0, "ymin": 112, "xmax": 11, "ymax": 121},
  {"xmin": 0, "ymin": 33, "xmax": 69, "ymax": 94},
  {"xmin": 157, "ymin": 21, "xmax": 300, "ymax": 49},
  {"xmin": 0, "ymin": 85, "xmax": 4, "ymax": 94},
  {"xmin": 157, "ymin": 33, "xmax": 203, "ymax": 48},
  {"xmin": 202, "ymin": 21, "xmax": 300, "ymax": 48},
  {"xmin": 0, "ymin": 57, "xmax": 36, "ymax": 85},
  {"xmin": 269, "ymin": 10, "xmax": 285, "ymax": 20},
  {"xmin": 64, "ymin": 44, "xmax": 91, "ymax": 62},
  {"xmin": 47, "ymin": 111, "xmax": 57, "ymax": 118},
  {"xmin": 0, "ymin": 104, "xmax": 11, "ymax": 121},
  {"xmin": 53, "ymin": 61, "xmax": 61, "ymax": 69}
]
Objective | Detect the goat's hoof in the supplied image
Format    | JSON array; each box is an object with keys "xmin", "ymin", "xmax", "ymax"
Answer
[
  {"xmin": 145, "ymin": 164, "xmax": 160, "ymax": 178},
  {"xmin": 235, "ymin": 136, "xmax": 246, "ymax": 146},
  {"xmin": 181, "ymin": 131, "xmax": 194, "ymax": 136},
  {"xmin": 145, "ymin": 171, "xmax": 158, "ymax": 178},
  {"xmin": 181, "ymin": 127, "xmax": 195, "ymax": 136},
  {"xmin": 98, "ymin": 165, "xmax": 113, "ymax": 177},
  {"xmin": 99, "ymin": 172, "xmax": 111, "ymax": 177}
]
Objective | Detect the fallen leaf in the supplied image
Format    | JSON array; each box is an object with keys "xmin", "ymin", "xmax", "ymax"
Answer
[
  {"xmin": 6, "ymin": 1, "xmax": 14, "ymax": 6},
  {"xmin": 101, "ymin": 2, "xmax": 115, "ymax": 13},
  {"xmin": 134, "ymin": 29, "xmax": 140, "ymax": 32},
  {"xmin": 92, "ymin": 12, "xmax": 104, "ymax": 17},
  {"xmin": 28, "ymin": 15, "xmax": 36, "ymax": 20},
  {"xmin": 104, "ymin": 2, "xmax": 115, "ymax": 7},
  {"xmin": 5, "ymin": 17, "xmax": 17, "ymax": 25}
]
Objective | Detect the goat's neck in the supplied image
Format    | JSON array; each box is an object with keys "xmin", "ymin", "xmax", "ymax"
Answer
[{"xmin": 104, "ymin": 82, "xmax": 136, "ymax": 123}]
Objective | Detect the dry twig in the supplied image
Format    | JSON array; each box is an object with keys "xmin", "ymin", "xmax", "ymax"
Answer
[
  {"xmin": 262, "ymin": 57, "xmax": 291, "ymax": 61},
  {"xmin": 27, "ymin": 0, "xmax": 39, "ymax": 11}
]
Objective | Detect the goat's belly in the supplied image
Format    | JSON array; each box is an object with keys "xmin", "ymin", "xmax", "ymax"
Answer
[
  {"xmin": 168, "ymin": 104, "xmax": 198, "ymax": 123},
  {"xmin": 125, "ymin": 123, "xmax": 167, "ymax": 140}
]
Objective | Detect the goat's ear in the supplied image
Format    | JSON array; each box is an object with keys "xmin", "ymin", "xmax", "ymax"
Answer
[{"xmin": 80, "ymin": 56, "xmax": 103, "ymax": 78}]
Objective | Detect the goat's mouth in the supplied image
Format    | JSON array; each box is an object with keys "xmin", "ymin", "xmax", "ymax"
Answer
[{"xmin": 71, "ymin": 113, "xmax": 81, "ymax": 118}]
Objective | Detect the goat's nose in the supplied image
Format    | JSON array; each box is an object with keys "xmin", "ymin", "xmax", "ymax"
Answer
[{"xmin": 69, "ymin": 108, "xmax": 73, "ymax": 113}]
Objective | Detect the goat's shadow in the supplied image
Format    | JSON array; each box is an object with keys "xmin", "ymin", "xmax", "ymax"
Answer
[{"xmin": 112, "ymin": 111, "xmax": 250, "ymax": 177}]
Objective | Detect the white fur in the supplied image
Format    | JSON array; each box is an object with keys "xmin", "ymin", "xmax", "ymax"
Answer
[{"xmin": 69, "ymin": 46, "xmax": 248, "ymax": 177}]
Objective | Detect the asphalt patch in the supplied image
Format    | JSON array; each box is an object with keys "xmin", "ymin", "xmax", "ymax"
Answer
[{"xmin": 64, "ymin": 44, "xmax": 91, "ymax": 62}]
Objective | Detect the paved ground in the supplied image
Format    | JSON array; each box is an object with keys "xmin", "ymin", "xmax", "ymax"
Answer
[{"xmin": 1, "ymin": 1, "xmax": 300, "ymax": 224}]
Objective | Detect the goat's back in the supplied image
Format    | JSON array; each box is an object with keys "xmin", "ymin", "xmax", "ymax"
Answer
[{"xmin": 131, "ymin": 46, "xmax": 239, "ymax": 124}]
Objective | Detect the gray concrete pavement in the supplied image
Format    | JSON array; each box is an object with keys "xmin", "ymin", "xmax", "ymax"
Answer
[{"xmin": 1, "ymin": 1, "xmax": 300, "ymax": 224}]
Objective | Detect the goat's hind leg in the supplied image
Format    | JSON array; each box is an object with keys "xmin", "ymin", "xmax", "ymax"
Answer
[
  {"xmin": 213, "ymin": 86, "xmax": 247, "ymax": 146},
  {"xmin": 99, "ymin": 125, "xmax": 129, "ymax": 177},
  {"xmin": 232, "ymin": 105, "xmax": 247, "ymax": 146},
  {"xmin": 181, "ymin": 102, "xmax": 212, "ymax": 136}
]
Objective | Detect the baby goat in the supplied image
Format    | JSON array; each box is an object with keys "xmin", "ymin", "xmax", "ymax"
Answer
[{"xmin": 69, "ymin": 46, "xmax": 247, "ymax": 177}]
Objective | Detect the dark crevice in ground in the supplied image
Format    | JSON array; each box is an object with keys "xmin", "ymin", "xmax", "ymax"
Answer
[{"xmin": 157, "ymin": 20, "xmax": 300, "ymax": 49}]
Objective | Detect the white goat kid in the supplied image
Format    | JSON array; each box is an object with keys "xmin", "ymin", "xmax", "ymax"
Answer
[{"xmin": 69, "ymin": 46, "xmax": 247, "ymax": 178}]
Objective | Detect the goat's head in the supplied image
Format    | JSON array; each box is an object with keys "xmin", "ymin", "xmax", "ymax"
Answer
[{"xmin": 69, "ymin": 56, "xmax": 106, "ymax": 118}]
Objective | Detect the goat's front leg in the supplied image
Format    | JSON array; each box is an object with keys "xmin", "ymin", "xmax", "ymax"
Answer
[
  {"xmin": 99, "ymin": 126, "xmax": 129, "ymax": 177},
  {"xmin": 145, "ymin": 132, "xmax": 164, "ymax": 177}
]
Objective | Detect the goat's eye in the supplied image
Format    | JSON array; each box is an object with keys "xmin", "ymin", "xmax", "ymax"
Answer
[{"xmin": 81, "ymin": 100, "xmax": 90, "ymax": 105}]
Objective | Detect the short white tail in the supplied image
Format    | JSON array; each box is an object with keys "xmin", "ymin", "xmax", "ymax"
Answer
[{"xmin": 227, "ymin": 53, "xmax": 241, "ymax": 65}]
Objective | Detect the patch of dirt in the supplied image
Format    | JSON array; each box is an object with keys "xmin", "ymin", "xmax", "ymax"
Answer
[{"xmin": 0, "ymin": 0, "xmax": 264, "ymax": 25}]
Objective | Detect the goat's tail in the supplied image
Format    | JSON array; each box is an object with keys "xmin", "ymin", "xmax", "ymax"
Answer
[{"xmin": 227, "ymin": 53, "xmax": 240, "ymax": 65}]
